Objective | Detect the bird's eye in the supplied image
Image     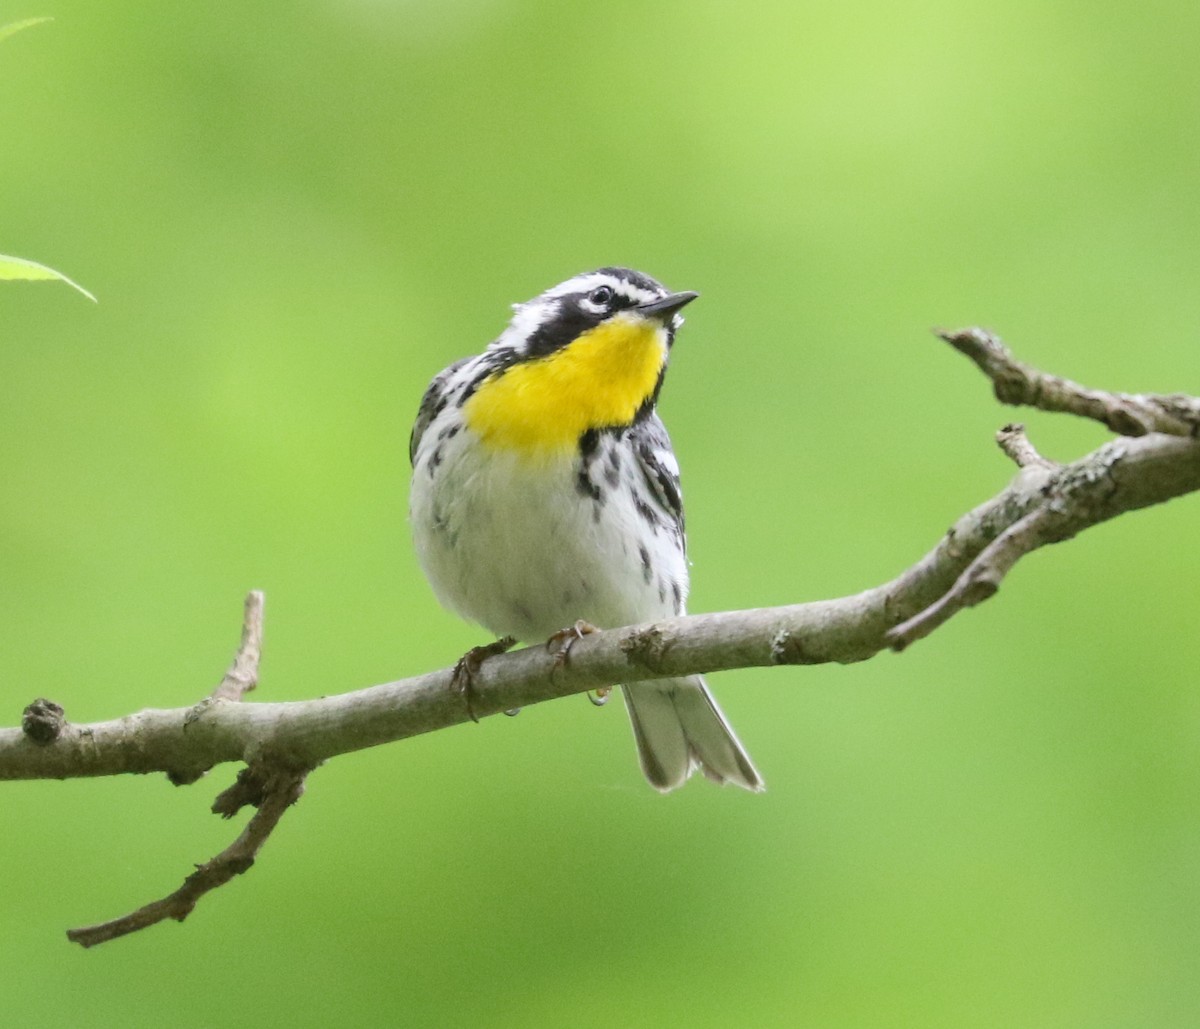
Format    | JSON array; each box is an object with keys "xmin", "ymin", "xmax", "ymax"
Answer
[{"xmin": 587, "ymin": 285, "xmax": 615, "ymax": 308}]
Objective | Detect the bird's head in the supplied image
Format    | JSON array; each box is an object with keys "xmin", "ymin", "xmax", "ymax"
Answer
[{"xmin": 465, "ymin": 268, "xmax": 698, "ymax": 456}]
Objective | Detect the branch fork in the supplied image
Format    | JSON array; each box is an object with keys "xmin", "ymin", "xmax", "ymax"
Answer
[
  {"xmin": 63, "ymin": 591, "xmax": 314, "ymax": 948},
  {"xmin": 888, "ymin": 328, "xmax": 1200, "ymax": 649}
]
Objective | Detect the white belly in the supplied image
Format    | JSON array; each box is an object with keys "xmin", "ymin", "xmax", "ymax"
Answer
[{"xmin": 410, "ymin": 430, "xmax": 688, "ymax": 642}]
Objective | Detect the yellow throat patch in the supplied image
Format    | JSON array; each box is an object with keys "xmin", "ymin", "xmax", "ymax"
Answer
[{"xmin": 463, "ymin": 313, "xmax": 667, "ymax": 456}]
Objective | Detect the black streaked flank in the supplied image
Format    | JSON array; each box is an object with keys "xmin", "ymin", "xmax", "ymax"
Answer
[
  {"xmin": 577, "ymin": 427, "xmax": 606, "ymax": 504},
  {"xmin": 632, "ymin": 493, "xmax": 660, "ymax": 531},
  {"xmin": 603, "ymin": 445, "xmax": 622, "ymax": 487},
  {"xmin": 634, "ymin": 430, "xmax": 684, "ymax": 538},
  {"xmin": 455, "ymin": 366, "xmax": 492, "ymax": 407},
  {"xmin": 576, "ymin": 467, "xmax": 602, "ymax": 503},
  {"xmin": 409, "ymin": 356, "xmax": 468, "ymax": 464}
]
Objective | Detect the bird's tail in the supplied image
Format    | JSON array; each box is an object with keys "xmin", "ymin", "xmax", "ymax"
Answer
[{"xmin": 622, "ymin": 676, "xmax": 763, "ymax": 793}]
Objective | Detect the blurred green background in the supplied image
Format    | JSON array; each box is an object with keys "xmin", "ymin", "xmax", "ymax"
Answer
[{"xmin": 3, "ymin": 1, "xmax": 1200, "ymax": 1025}]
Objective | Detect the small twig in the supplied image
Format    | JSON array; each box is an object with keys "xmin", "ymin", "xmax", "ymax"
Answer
[
  {"xmin": 168, "ymin": 591, "xmax": 266, "ymax": 786},
  {"xmin": 211, "ymin": 764, "xmax": 274, "ymax": 819},
  {"xmin": 212, "ymin": 591, "xmax": 264, "ymax": 701},
  {"xmin": 889, "ymin": 324, "xmax": 1200, "ymax": 649},
  {"xmin": 995, "ymin": 423, "xmax": 1058, "ymax": 470},
  {"xmin": 66, "ymin": 764, "xmax": 309, "ymax": 948},
  {"xmin": 939, "ymin": 327, "xmax": 1200, "ymax": 437},
  {"xmin": 886, "ymin": 507, "xmax": 1063, "ymax": 651}
]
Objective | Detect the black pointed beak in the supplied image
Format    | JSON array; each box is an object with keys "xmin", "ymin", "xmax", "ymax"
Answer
[{"xmin": 638, "ymin": 290, "xmax": 699, "ymax": 321}]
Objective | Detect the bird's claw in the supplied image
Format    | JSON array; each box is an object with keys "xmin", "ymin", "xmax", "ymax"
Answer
[
  {"xmin": 545, "ymin": 621, "xmax": 609, "ymax": 706},
  {"xmin": 451, "ymin": 636, "xmax": 517, "ymax": 722},
  {"xmin": 545, "ymin": 620, "xmax": 599, "ymax": 668},
  {"xmin": 587, "ymin": 686, "xmax": 612, "ymax": 707}
]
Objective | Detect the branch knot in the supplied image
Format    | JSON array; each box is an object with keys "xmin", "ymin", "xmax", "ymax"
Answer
[
  {"xmin": 21, "ymin": 698, "xmax": 65, "ymax": 745},
  {"xmin": 769, "ymin": 628, "xmax": 813, "ymax": 665},
  {"xmin": 619, "ymin": 625, "xmax": 671, "ymax": 672}
]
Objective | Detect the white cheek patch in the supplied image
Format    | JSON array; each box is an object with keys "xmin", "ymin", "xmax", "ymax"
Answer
[{"xmin": 491, "ymin": 298, "xmax": 560, "ymax": 352}]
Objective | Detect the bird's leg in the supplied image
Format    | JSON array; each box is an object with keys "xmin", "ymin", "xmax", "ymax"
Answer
[
  {"xmin": 451, "ymin": 636, "xmax": 517, "ymax": 723},
  {"xmin": 544, "ymin": 620, "xmax": 610, "ymax": 705}
]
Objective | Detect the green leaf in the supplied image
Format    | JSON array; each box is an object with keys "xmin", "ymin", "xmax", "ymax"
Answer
[
  {"xmin": 0, "ymin": 21, "xmax": 92, "ymax": 304},
  {"xmin": 0, "ymin": 253, "xmax": 97, "ymax": 302},
  {"xmin": 0, "ymin": 17, "xmax": 52, "ymax": 44}
]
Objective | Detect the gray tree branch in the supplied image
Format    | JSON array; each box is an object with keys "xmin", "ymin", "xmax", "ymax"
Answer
[
  {"xmin": 939, "ymin": 326, "xmax": 1200, "ymax": 436},
  {"xmin": 4, "ymin": 327, "xmax": 1197, "ymax": 946}
]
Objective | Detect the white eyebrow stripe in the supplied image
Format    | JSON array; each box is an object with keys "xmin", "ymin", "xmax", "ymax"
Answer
[
  {"xmin": 543, "ymin": 272, "xmax": 609, "ymax": 298},
  {"xmin": 543, "ymin": 273, "xmax": 662, "ymax": 306}
]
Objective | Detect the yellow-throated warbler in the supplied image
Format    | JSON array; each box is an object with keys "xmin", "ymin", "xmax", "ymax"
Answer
[{"xmin": 409, "ymin": 268, "xmax": 762, "ymax": 792}]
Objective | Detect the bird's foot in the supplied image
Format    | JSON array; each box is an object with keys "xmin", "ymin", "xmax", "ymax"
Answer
[
  {"xmin": 545, "ymin": 620, "xmax": 599, "ymax": 666},
  {"xmin": 451, "ymin": 636, "xmax": 516, "ymax": 723},
  {"xmin": 544, "ymin": 621, "xmax": 609, "ymax": 705}
]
